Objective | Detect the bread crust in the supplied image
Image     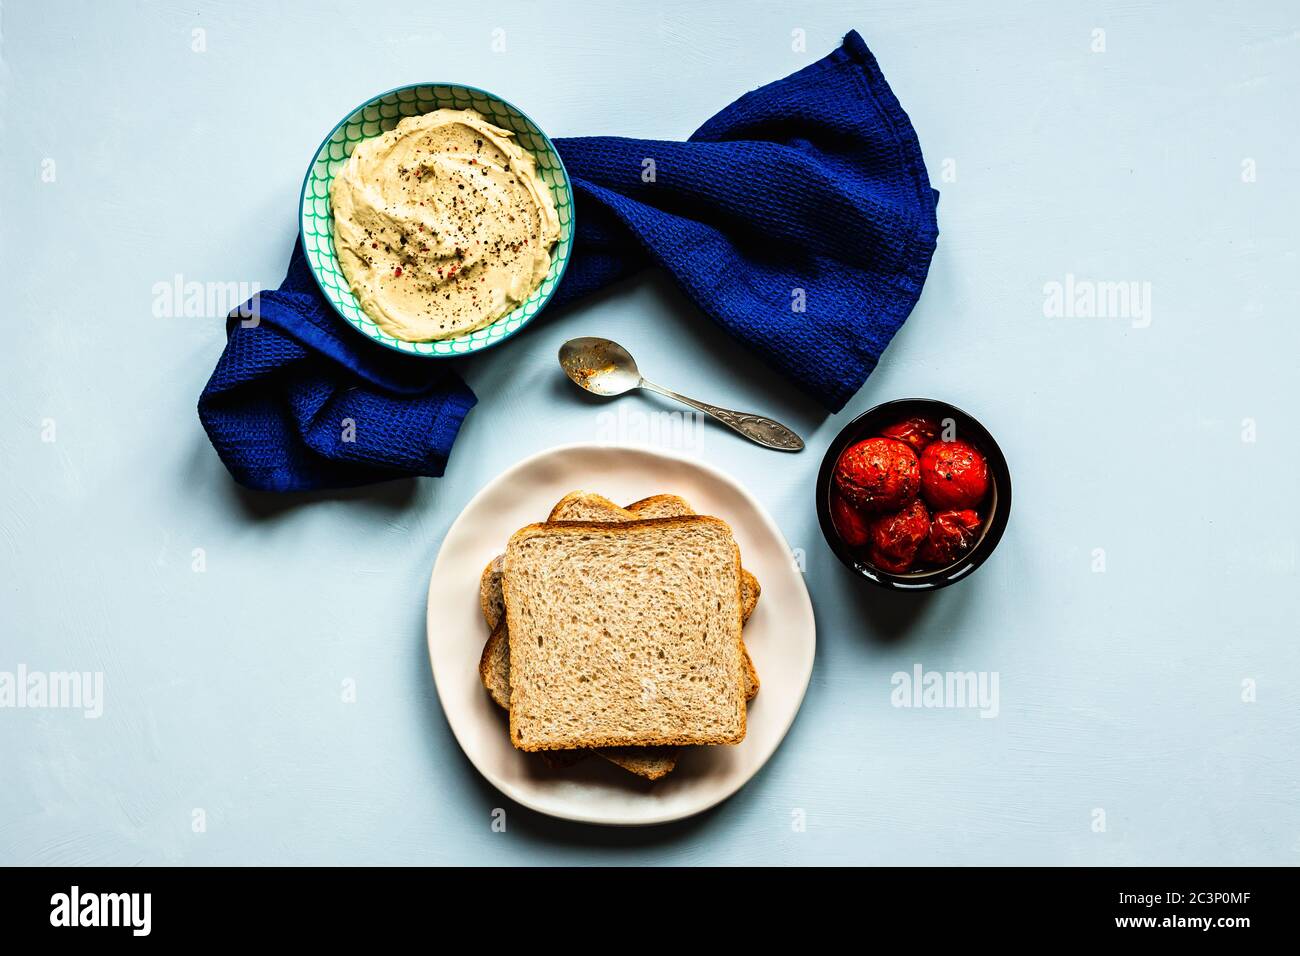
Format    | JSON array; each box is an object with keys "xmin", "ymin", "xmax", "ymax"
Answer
[{"xmin": 504, "ymin": 516, "xmax": 747, "ymax": 751}]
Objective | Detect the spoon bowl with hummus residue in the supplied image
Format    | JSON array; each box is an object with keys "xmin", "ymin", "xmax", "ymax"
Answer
[{"xmin": 300, "ymin": 84, "xmax": 574, "ymax": 357}]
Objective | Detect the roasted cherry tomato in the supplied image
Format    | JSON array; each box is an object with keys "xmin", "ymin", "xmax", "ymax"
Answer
[
  {"xmin": 919, "ymin": 439, "xmax": 990, "ymax": 510},
  {"xmin": 918, "ymin": 508, "xmax": 982, "ymax": 567},
  {"xmin": 879, "ymin": 415, "xmax": 940, "ymax": 454},
  {"xmin": 868, "ymin": 498, "xmax": 930, "ymax": 574},
  {"xmin": 834, "ymin": 437, "xmax": 920, "ymax": 513},
  {"xmin": 830, "ymin": 491, "xmax": 872, "ymax": 548}
]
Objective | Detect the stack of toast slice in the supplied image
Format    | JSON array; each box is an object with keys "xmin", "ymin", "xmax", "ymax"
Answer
[{"xmin": 477, "ymin": 492, "xmax": 760, "ymax": 780}]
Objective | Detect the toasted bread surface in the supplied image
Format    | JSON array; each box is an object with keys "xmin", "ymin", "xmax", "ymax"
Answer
[
  {"xmin": 625, "ymin": 494, "xmax": 694, "ymax": 519},
  {"xmin": 478, "ymin": 622, "xmax": 511, "ymax": 709},
  {"xmin": 546, "ymin": 491, "xmax": 632, "ymax": 523},
  {"xmin": 504, "ymin": 517, "xmax": 747, "ymax": 751},
  {"xmin": 479, "ymin": 556, "xmax": 506, "ymax": 631}
]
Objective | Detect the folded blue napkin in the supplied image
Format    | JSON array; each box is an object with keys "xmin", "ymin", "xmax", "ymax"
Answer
[{"xmin": 199, "ymin": 30, "xmax": 938, "ymax": 491}]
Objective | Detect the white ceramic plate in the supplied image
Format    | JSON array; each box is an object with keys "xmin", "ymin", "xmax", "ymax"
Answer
[{"xmin": 426, "ymin": 443, "xmax": 816, "ymax": 826}]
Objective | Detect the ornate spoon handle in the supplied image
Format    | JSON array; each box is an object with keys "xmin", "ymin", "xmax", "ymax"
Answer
[{"xmin": 640, "ymin": 380, "xmax": 804, "ymax": 452}]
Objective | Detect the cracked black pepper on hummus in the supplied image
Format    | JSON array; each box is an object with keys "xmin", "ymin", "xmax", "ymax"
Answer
[{"xmin": 330, "ymin": 109, "xmax": 560, "ymax": 341}]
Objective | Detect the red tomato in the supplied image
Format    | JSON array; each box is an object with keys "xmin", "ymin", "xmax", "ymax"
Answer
[
  {"xmin": 834, "ymin": 437, "xmax": 920, "ymax": 513},
  {"xmin": 830, "ymin": 492, "xmax": 872, "ymax": 548},
  {"xmin": 919, "ymin": 439, "xmax": 990, "ymax": 510},
  {"xmin": 879, "ymin": 416, "xmax": 940, "ymax": 454},
  {"xmin": 868, "ymin": 498, "xmax": 930, "ymax": 574},
  {"xmin": 918, "ymin": 508, "xmax": 982, "ymax": 567}
]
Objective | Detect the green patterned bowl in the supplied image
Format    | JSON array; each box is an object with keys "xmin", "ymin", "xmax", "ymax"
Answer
[{"xmin": 299, "ymin": 84, "xmax": 574, "ymax": 357}]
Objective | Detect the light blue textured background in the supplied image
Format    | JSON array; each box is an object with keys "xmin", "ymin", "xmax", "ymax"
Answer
[{"xmin": 2, "ymin": 0, "xmax": 1297, "ymax": 866}]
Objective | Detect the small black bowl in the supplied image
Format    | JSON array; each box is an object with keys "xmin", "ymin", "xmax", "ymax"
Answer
[{"xmin": 816, "ymin": 398, "xmax": 1011, "ymax": 591}]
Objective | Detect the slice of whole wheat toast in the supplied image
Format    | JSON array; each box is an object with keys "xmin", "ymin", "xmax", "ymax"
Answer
[
  {"xmin": 479, "ymin": 492, "xmax": 758, "ymax": 778},
  {"xmin": 504, "ymin": 516, "xmax": 747, "ymax": 750},
  {"xmin": 479, "ymin": 494, "xmax": 760, "ymax": 696}
]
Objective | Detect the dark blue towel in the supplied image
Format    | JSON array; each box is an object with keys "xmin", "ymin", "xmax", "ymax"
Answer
[{"xmin": 199, "ymin": 30, "xmax": 938, "ymax": 491}]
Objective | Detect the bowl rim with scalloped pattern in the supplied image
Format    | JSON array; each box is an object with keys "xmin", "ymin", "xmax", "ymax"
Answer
[{"xmin": 298, "ymin": 83, "xmax": 575, "ymax": 358}]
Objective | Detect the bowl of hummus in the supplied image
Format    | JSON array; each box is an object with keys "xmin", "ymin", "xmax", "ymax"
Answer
[{"xmin": 300, "ymin": 84, "xmax": 574, "ymax": 356}]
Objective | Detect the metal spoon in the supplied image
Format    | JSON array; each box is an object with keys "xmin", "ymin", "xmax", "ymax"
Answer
[{"xmin": 559, "ymin": 337, "xmax": 804, "ymax": 452}]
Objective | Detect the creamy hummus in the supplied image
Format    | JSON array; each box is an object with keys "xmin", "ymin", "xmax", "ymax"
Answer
[{"xmin": 330, "ymin": 109, "xmax": 560, "ymax": 341}]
